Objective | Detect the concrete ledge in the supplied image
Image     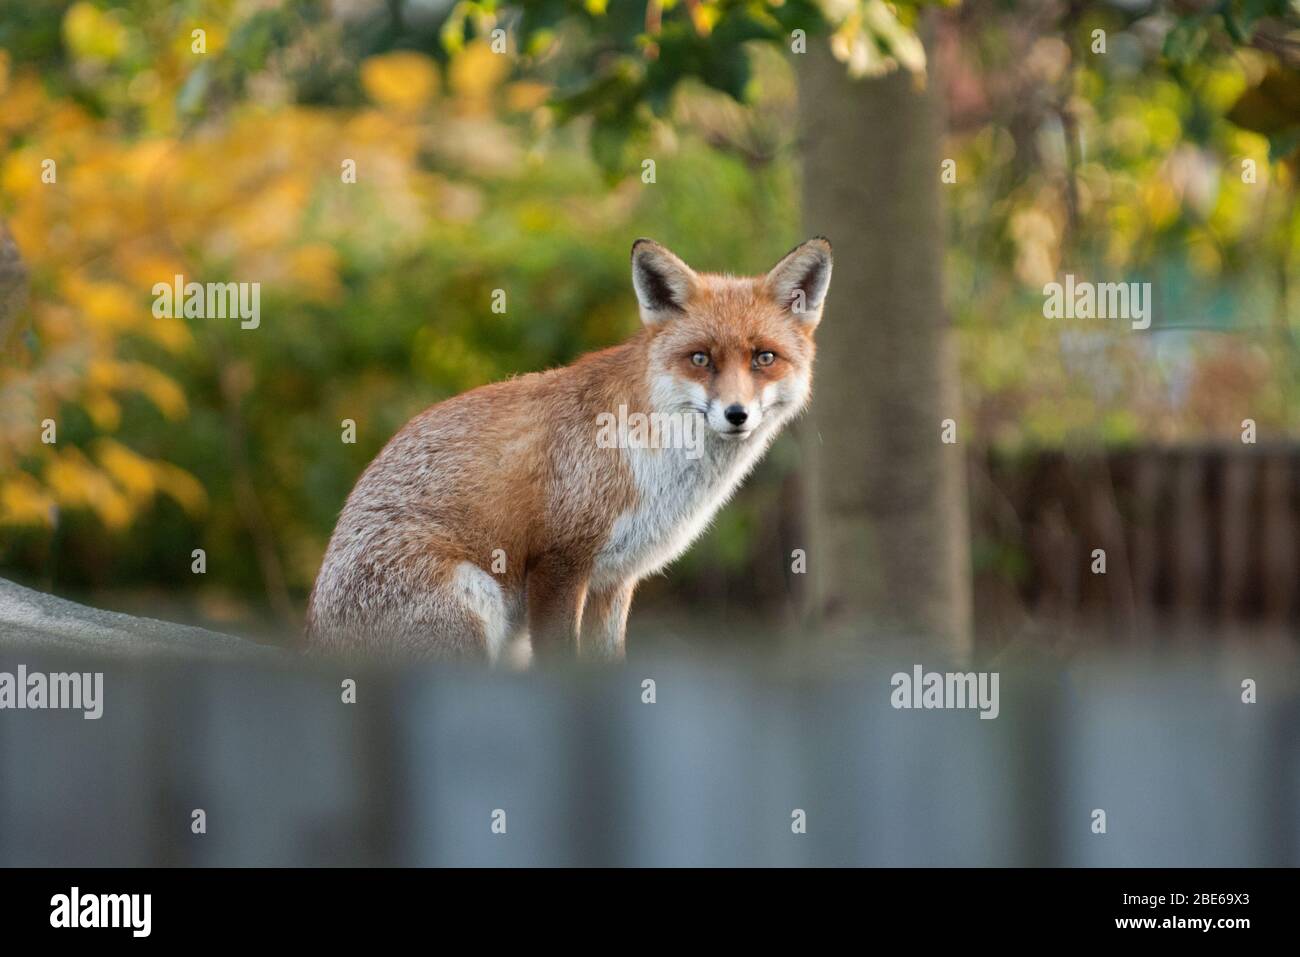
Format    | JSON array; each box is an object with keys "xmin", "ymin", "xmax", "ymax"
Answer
[{"xmin": 0, "ymin": 577, "xmax": 276, "ymax": 658}]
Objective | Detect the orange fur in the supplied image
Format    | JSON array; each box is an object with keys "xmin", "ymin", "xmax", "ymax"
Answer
[{"xmin": 306, "ymin": 238, "xmax": 832, "ymax": 662}]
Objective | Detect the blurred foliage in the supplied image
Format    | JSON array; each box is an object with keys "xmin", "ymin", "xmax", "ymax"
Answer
[
  {"xmin": 462, "ymin": 0, "xmax": 933, "ymax": 177},
  {"xmin": 0, "ymin": 0, "xmax": 801, "ymax": 627},
  {"xmin": 947, "ymin": 0, "xmax": 1300, "ymax": 451},
  {"xmin": 2, "ymin": 0, "xmax": 1300, "ymax": 631}
]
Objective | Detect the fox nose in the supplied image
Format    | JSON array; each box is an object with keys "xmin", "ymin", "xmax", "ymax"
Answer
[{"xmin": 724, "ymin": 404, "xmax": 749, "ymax": 427}]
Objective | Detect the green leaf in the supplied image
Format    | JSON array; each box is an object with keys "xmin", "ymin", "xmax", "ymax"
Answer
[
  {"xmin": 1162, "ymin": 17, "xmax": 1208, "ymax": 65},
  {"xmin": 589, "ymin": 112, "xmax": 650, "ymax": 180},
  {"xmin": 176, "ymin": 62, "xmax": 211, "ymax": 116},
  {"xmin": 1267, "ymin": 127, "xmax": 1300, "ymax": 163}
]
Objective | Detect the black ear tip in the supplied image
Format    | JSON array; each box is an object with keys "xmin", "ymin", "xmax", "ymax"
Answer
[
  {"xmin": 809, "ymin": 236, "xmax": 832, "ymax": 253},
  {"xmin": 631, "ymin": 238, "xmax": 657, "ymax": 258}
]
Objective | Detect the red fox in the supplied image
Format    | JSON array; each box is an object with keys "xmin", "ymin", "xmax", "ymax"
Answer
[{"xmin": 306, "ymin": 238, "xmax": 832, "ymax": 662}]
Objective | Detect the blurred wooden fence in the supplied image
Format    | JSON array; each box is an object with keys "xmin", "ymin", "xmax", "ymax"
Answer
[
  {"xmin": 1, "ymin": 578, "xmax": 1297, "ymax": 866},
  {"xmin": 972, "ymin": 444, "xmax": 1300, "ymax": 644},
  {"xmin": 647, "ymin": 443, "xmax": 1300, "ymax": 647},
  {"xmin": 0, "ymin": 645, "xmax": 1296, "ymax": 866}
]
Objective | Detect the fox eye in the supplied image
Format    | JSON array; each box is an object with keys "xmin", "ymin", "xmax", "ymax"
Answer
[
  {"xmin": 690, "ymin": 352, "xmax": 710, "ymax": 367},
  {"xmin": 755, "ymin": 351, "xmax": 776, "ymax": 367}
]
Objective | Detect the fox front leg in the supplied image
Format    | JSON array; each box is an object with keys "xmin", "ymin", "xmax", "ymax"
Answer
[
  {"xmin": 525, "ymin": 559, "xmax": 587, "ymax": 660},
  {"xmin": 580, "ymin": 580, "xmax": 635, "ymax": 661}
]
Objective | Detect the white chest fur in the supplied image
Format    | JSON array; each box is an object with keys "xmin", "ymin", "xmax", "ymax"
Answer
[{"xmin": 591, "ymin": 429, "xmax": 776, "ymax": 588}]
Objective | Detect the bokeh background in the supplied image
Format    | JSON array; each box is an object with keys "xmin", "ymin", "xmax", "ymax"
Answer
[
  {"xmin": 2, "ymin": 0, "xmax": 1300, "ymax": 659},
  {"xmin": 4, "ymin": 0, "xmax": 1300, "ymax": 872}
]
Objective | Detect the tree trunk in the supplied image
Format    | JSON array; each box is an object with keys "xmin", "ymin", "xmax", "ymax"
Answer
[{"xmin": 797, "ymin": 34, "xmax": 971, "ymax": 656}]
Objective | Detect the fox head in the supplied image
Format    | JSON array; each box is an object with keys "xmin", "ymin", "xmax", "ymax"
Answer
[{"xmin": 631, "ymin": 237, "xmax": 832, "ymax": 440}]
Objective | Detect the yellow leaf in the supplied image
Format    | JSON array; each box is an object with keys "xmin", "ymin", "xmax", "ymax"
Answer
[
  {"xmin": 1, "ymin": 147, "xmax": 40, "ymax": 198},
  {"xmin": 46, "ymin": 448, "xmax": 133, "ymax": 529},
  {"xmin": 143, "ymin": 317, "xmax": 194, "ymax": 354},
  {"xmin": 84, "ymin": 391, "xmax": 122, "ymax": 431},
  {"xmin": 86, "ymin": 359, "xmax": 188, "ymax": 419},
  {"xmin": 505, "ymin": 82, "xmax": 551, "ymax": 113},
  {"xmin": 0, "ymin": 75, "xmax": 48, "ymax": 135},
  {"xmin": 67, "ymin": 278, "xmax": 139, "ymax": 334},
  {"xmin": 63, "ymin": 2, "xmax": 129, "ymax": 63},
  {"xmin": 450, "ymin": 42, "xmax": 509, "ymax": 111},
  {"xmin": 1141, "ymin": 179, "xmax": 1179, "ymax": 229},
  {"xmin": 151, "ymin": 460, "xmax": 208, "ymax": 516},
  {"xmin": 361, "ymin": 52, "xmax": 440, "ymax": 111},
  {"xmin": 0, "ymin": 474, "xmax": 56, "ymax": 528},
  {"xmin": 121, "ymin": 362, "xmax": 188, "ymax": 420},
  {"xmin": 95, "ymin": 438, "xmax": 156, "ymax": 502}
]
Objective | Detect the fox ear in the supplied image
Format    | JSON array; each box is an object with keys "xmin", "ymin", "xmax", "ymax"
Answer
[
  {"xmin": 631, "ymin": 239, "xmax": 697, "ymax": 326},
  {"xmin": 765, "ymin": 237, "xmax": 832, "ymax": 327}
]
